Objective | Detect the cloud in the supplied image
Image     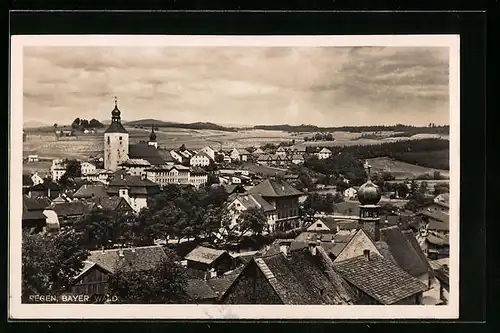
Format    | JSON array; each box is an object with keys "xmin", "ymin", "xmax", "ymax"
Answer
[{"xmin": 22, "ymin": 46, "xmax": 450, "ymax": 126}]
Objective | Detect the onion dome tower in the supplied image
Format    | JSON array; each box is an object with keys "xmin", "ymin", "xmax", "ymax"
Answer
[
  {"xmin": 357, "ymin": 162, "xmax": 382, "ymax": 241},
  {"xmin": 148, "ymin": 124, "xmax": 158, "ymax": 149},
  {"xmin": 104, "ymin": 96, "xmax": 129, "ymax": 171}
]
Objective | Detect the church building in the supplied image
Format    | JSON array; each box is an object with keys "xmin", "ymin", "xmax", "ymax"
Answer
[{"xmin": 104, "ymin": 98, "xmax": 129, "ymax": 171}]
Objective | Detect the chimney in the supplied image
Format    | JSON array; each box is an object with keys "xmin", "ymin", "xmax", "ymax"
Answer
[{"xmin": 363, "ymin": 249, "xmax": 370, "ymax": 260}]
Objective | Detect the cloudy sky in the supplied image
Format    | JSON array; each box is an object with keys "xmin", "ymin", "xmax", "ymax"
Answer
[{"xmin": 23, "ymin": 46, "xmax": 449, "ymax": 127}]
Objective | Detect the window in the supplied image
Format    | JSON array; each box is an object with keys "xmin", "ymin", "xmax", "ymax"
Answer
[
  {"xmin": 107, "ymin": 137, "xmax": 110, "ymax": 145},
  {"xmin": 119, "ymin": 136, "xmax": 122, "ymax": 140}
]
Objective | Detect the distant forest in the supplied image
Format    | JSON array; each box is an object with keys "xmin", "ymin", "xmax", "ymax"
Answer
[
  {"xmin": 307, "ymin": 138, "xmax": 450, "ymax": 170},
  {"xmin": 126, "ymin": 119, "xmax": 237, "ymax": 132},
  {"xmin": 69, "ymin": 118, "xmax": 105, "ymax": 130},
  {"xmin": 253, "ymin": 123, "xmax": 450, "ymax": 135}
]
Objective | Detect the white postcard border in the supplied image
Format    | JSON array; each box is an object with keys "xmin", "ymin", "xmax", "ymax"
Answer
[{"xmin": 10, "ymin": 34, "xmax": 460, "ymax": 320}]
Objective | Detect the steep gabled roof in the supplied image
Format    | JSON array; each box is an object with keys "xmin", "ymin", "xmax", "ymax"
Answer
[
  {"xmin": 86, "ymin": 245, "xmax": 167, "ymax": 274},
  {"xmin": 186, "ymin": 279, "xmax": 218, "ymax": 301},
  {"xmin": 379, "ymin": 225, "xmax": 430, "ymax": 277},
  {"xmin": 185, "ymin": 246, "xmax": 228, "ymax": 265},
  {"xmin": 51, "ymin": 201, "xmax": 93, "ymax": 217},
  {"xmin": 128, "ymin": 143, "xmax": 165, "ymax": 165},
  {"xmin": 334, "ymin": 253, "xmax": 428, "ymax": 305},
  {"xmin": 253, "ymin": 248, "xmax": 357, "ymax": 305},
  {"xmin": 93, "ymin": 196, "xmax": 133, "ymax": 212},
  {"xmin": 73, "ymin": 184, "xmax": 108, "ymax": 199},
  {"xmin": 248, "ymin": 178, "xmax": 303, "ymax": 198},
  {"xmin": 23, "ymin": 196, "xmax": 51, "ymax": 211}
]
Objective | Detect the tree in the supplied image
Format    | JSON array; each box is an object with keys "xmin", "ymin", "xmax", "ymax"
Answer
[
  {"xmin": 106, "ymin": 249, "xmax": 189, "ymax": 304},
  {"xmin": 22, "ymin": 230, "xmax": 89, "ymax": 302},
  {"xmin": 236, "ymin": 207, "xmax": 268, "ymax": 236},
  {"xmin": 418, "ymin": 181, "xmax": 429, "ymax": 194},
  {"xmin": 53, "ymin": 123, "xmax": 58, "ymax": 129},
  {"xmin": 214, "ymin": 153, "xmax": 225, "ymax": 163},
  {"xmin": 74, "ymin": 209, "xmax": 128, "ymax": 249},
  {"xmin": 395, "ymin": 183, "xmax": 410, "ymax": 198},
  {"xmin": 89, "ymin": 118, "xmax": 103, "ymax": 128},
  {"xmin": 71, "ymin": 118, "xmax": 81, "ymax": 129}
]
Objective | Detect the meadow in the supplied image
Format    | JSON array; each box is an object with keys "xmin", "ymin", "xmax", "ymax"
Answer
[
  {"xmin": 367, "ymin": 156, "xmax": 450, "ymax": 179},
  {"xmin": 22, "ymin": 126, "xmax": 451, "ymax": 177}
]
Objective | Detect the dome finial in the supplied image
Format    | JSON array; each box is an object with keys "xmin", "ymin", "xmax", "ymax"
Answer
[
  {"xmin": 364, "ymin": 160, "xmax": 372, "ymax": 181},
  {"xmin": 114, "ymin": 96, "xmax": 117, "ymax": 108}
]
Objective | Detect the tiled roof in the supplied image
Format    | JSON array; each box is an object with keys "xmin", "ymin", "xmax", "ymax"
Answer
[
  {"xmin": 417, "ymin": 210, "xmax": 449, "ymax": 224},
  {"xmin": 73, "ymin": 184, "xmax": 108, "ymax": 199},
  {"xmin": 31, "ymin": 182, "xmax": 60, "ymax": 191},
  {"xmin": 248, "ymin": 178, "xmax": 303, "ymax": 198},
  {"xmin": 86, "ymin": 245, "xmax": 167, "ymax": 274},
  {"xmin": 334, "ymin": 201, "xmax": 360, "ymax": 216},
  {"xmin": 192, "ymin": 151, "xmax": 212, "ymax": 160},
  {"xmin": 427, "ymin": 220, "xmax": 449, "ymax": 232},
  {"xmin": 51, "ymin": 201, "xmax": 93, "ymax": 217},
  {"xmin": 128, "ymin": 143, "xmax": 165, "ymax": 165},
  {"xmin": 319, "ymin": 148, "xmax": 332, "ymax": 153},
  {"xmin": 374, "ymin": 241, "xmax": 398, "ymax": 265},
  {"xmin": 254, "ymin": 248, "xmax": 357, "ymax": 305},
  {"xmin": 22, "ymin": 210, "xmax": 47, "ymax": 221},
  {"xmin": 429, "ymin": 258, "xmax": 449, "ymax": 271},
  {"xmin": 318, "ymin": 217, "xmax": 337, "ymax": 230},
  {"xmin": 257, "ymin": 154, "xmax": 270, "ymax": 161},
  {"xmin": 185, "ymin": 246, "xmax": 227, "ymax": 265},
  {"xmin": 206, "ymin": 270, "xmax": 242, "ymax": 300},
  {"xmin": 334, "ymin": 253, "xmax": 428, "ymax": 305},
  {"xmin": 379, "ymin": 226, "xmax": 430, "ymax": 277},
  {"xmin": 94, "ymin": 196, "xmax": 132, "ymax": 212},
  {"xmin": 434, "ymin": 193, "xmax": 450, "ymax": 207},
  {"xmin": 186, "ymin": 279, "xmax": 218, "ymax": 301},
  {"xmin": 104, "ymin": 121, "xmax": 128, "ymax": 134},
  {"xmin": 426, "ymin": 233, "xmax": 450, "ymax": 246},
  {"xmin": 190, "ymin": 167, "xmax": 207, "ymax": 175},
  {"xmin": 108, "ymin": 173, "xmax": 160, "ymax": 195},
  {"xmin": 23, "ymin": 196, "xmax": 51, "ymax": 211},
  {"xmin": 121, "ymin": 158, "xmax": 152, "ymax": 166},
  {"xmin": 403, "ymin": 230, "xmax": 433, "ymax": 273},
  {"xmin": 235, "ymin": 194, "xmax": 275, "ymax": 213}
]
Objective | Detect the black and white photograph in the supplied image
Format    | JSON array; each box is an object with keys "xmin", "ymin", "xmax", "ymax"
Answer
[{"xmin": 10, "ymin": 35, "xmax": 460, "ymax": 319}]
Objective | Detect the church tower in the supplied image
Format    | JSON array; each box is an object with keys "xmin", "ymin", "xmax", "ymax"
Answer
[
  {"xmin": 148, "ymin": 124, "xmax": 158, "ymax": 149},
  {"xmin": 104, "ymin": 97, "xmax": 129, "ymax": 171},
  {"xmin": 357, "ymin": 163, "xmax": 382, "ymax": 241}
]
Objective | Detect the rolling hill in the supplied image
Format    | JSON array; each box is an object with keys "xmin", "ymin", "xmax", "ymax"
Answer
[{"xmin": 125, "ymin": 119, "xmax": 237, "ymax": 132}]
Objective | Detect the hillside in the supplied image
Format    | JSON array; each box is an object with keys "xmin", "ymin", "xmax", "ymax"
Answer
[
  {"xmin": 125, "ymin": 119, "xmax": 237, "ymax": 132},
  {"xmin": 253, "ymin": 124, "xmax": 450, "ymax": 135}
]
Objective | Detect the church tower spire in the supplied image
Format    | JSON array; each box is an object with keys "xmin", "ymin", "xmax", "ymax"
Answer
[
  {"xmin": 104, "ymin": 97, "xmax": 129, "ymax": 171},
  {"xmin": 148, "ymin": 124, "xmax": 158, "ymax": 149},
  {"xmin": 357, "ymin": 161, "xmax": 382, "ymax": 241}
]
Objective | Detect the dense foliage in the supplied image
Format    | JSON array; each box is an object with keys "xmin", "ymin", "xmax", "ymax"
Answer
[
  {"xmin": 253, "ymin": 124, "xmax": 449, "ymax": 135},
  {"xmin": 106, "ymin": 248, "xmax": 189, "ymax": 304},
  {"xmin": 22, "ymin": 230, "xmax": 89, "ymax": 302},
  {"xmin": 71, "ymin": 118, "xmax": 105, "ymax": 130}
]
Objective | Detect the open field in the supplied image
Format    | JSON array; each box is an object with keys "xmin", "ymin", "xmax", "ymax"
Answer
[
  {"xmin": 22, "ymin": 160, "xmax": 52, "ymax": 176},
  {"xmin": 367, "ymin": 156, "xmax": 449, "ymax": 179}
]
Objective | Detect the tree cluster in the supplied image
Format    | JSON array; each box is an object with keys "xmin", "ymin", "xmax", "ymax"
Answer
[
  {"xmin": 304, "ymin": 153, "xmax": 367, "ymax": 186},
  {"xmin": 22, "ymin": 230, "xmax": 89, "ymax": 302},
  {"xmin": 304, "ymin": 133, "xmax": 335, "ymax": 142},
  {"xmin": 253, "ymin": 124, "xmax": 450, "ymax": 135},
  {"xmin": 71, "ymin": 118, "xmax": 105, "ymax": 130},
  {"xmin": 301, "ymin": 192, "xmax": 341, "ymax": 217}
]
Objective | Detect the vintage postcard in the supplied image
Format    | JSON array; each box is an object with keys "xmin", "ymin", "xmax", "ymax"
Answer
[{"xmin": 9, "ymin": 35, "xmax": 459, "ymax": 319}]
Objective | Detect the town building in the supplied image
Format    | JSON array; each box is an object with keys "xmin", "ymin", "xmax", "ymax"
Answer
[
  {"xmin": 119, "ymin": 159, "xmax": 152, "ymax": 177},
  {"xmin": 343, "ymin": 187, "xmax": 358, "ymax": 199},
  {"xmin": 317, "ymin": 147, "xmax": 332, "ymax": 160},
  {"xmin": 185, "ymin": 246, "xmax": 235, "ymax": 276},
  {"xmin": 145, "ymin": 164, "xmax": 191, "ymax": 186},
  {"xmin": 50, "ymin": 201, "xmax": 94, "ymax": 227},
  {"xmin": 104, "ymin": 98, "xmax": 129, "ymax": 171},
  {"xmin": 221, "ymin": 245, "xmax": 358, "ymax": 304},
  {"xmin": 276, "ymin": 146, "xmax": 287, "ymax": 158},
  {"xmin": 27, "ymin": 154, "xmax": 39, "ymax": 163},
  {"xmin": 227, "ymin": 193, "xmax": 278, "ymax": 233},
  {"xmin": 128, "ymin": 143, "xmax": 165, "ymax": 166},
  {"xmin": 28, "ymin": 182, "xmax": 60, "ymax": 200},
  {"xmin": 190, "ymin": 152, "xmax": 211, "ymax": 167},
  {"xmin": 72, "ymin": 184, "xmax": 108, "ymax": 201},
  {"xmin": 92, "ymin": 196, "xmax": 134, "ymax": 215},
  {"xmin": 31, "ymin": 172, "xmax": 44, "ymax": 186},
  {"xmin": 290, "ymin": 154, "xmax": 305, "ymax": 165},
  {"xmin": 247, "ymin": 178, "xmax": 304, "ymax": 230},
  {"xmin": 170, "ymin": 150, "xmax": 188, "ymax": 164},
  {"xmin": 306, "ymin": 217, "xmax": 337, "ymax": 233},
  {"xmin": 107, "ymin": 171, "xmax": 161, "ymax": 213},
  {"xmin": 200, "ymin": 146, "xmax": 216, "ymax": 160},
  {"xmin": 71, "ymin": 245, "xmax": 168, "ymax": 298},
  {"xmin": 189, "ymin": 168, "xmax": 208, "ymax": 188},
  {"xmin": 22, "ymin": 196, "xmax": 51, "ymax": 232},
  {"xmin": 80, "ymin": 161, "xmax": 97, "ymax": 176},
  {"xmin": 51, "ymin": 159, "xmax": 67, "ymax": 182}
]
